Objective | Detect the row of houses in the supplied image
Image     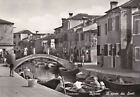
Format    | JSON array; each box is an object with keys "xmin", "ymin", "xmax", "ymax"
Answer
[
  {"xmin": 54, "ymin": 0, "xmax": 140, "ymax": 72},
  {"xmin": 54, "ymin": 13, "xmax": 100, "ymax": 63},
  {"xmin": 13, "ymin": 30, "xmax": 56, "ymax": 59}
]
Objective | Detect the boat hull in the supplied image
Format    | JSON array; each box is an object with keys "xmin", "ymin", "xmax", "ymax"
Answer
[
  {"xmin": 59, "ymin": 68, "xmax": 79, "ymax": 82},
  {"xmin": 103, "ymin": 79, "xmax": 140, "ymax": 93}
]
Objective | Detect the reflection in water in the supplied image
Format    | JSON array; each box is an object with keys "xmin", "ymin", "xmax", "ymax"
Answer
[{"xmin": 35, "ymin": 65, "xmax": 56, "ymax": 81}]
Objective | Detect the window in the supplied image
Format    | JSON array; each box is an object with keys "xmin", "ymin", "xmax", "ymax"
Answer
[
  {"xmin": 97, "ymin": 26, "xmax": 101, "ymax": 36},
  {"xmin": 116, "ymin": 43, "xmax": 121, "ymax": 56},
  {"xmin": 108, "ymin": 44, "xmax": 112, "ymax": 56},
  {"xmin": 105, "ymin": 24, "xmax": 108, "ymax": 35},
  {"xmin": 97, "ymin": 45, "xmax": 100, "ymax": 56},
  {"xmin": 134, "ymin": 20, "xmax": 140, "ymax": 34},
  {"xmin": 63, "ymin": 33, "xmax": 68, "ymax": 41},
  {"xmin": 14, "ymin": 35, "xmax": 16, "ymax": 38},
  {"xmin": 75, "ymin": 33, "xmax": 79, "ymax": 41},
  {"xmin": 108, "ymin": 18, "xmax": 112, "ymax": 31},
  {"xmin": 135, "ymin": 47, "xmax": 140, "ymax": 61},
  {"xmin": 104, "ymin": 44, "xmax": 108, "ymax": 56},
  {"xmin": 19, "ymin": 34, "xmax": 21, "ymax": 38},
  {"xmin": 115, "ymin": 16, "xmax": 120, "ymax": 31},
  {"xmin": 81, "ymin": 33, "xmax": 84, "ymax": 40},
  {"xmin": 113, "ymin": 44, "xmax": 116, "ymax": 56}
]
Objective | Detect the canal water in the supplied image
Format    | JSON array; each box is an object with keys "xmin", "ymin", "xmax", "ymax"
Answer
[{"xmin": 16, "ymin": 60, "xmax": 139, "ymax": 97}]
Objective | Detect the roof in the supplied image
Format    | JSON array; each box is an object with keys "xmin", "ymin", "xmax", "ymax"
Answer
[
  {"xmin": 14, "ymin": 30, "xmax": 33, "ymax": 34},
  {"xmin": 54, "ymin": 26, "xmax": 62, "ymax": 30},
  {"xmin": 0, "ymin": 19, "xmax": 14, "ymax": 24},
  {"xmin": 121, "ymin": 0, "xmax": 139, "ymax": 8},
  {"xmin": 67, "ymin": 13, "xmax": 100, "ymax": 20},
  {"xmin": 33, "ymin": 33, "xmax": 46, "ymax": 35},
  {"xmin": 106, "ymin": 0, "xmax": 139, "ymax": 13}
]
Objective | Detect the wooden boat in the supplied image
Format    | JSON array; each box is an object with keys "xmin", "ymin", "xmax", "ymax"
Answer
[
  {"xmin": 103, "ymin": 78, "xmax": 140, "ymax": 93},
  {"xmin": 60, "ymin": 82, "xmax": 107, "ymax": 97},
  {"xmin": 38, "ymin": 78, "xmax": 60, "ymax": 89},
  {"xmin": 59, "ymin": 67, "xmax": 80, "ymax": 83}
]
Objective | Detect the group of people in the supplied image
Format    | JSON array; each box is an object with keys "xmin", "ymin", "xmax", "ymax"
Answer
[
  {"xmin": 55, "ymin": 73, "xmax": 106, "ymax": 95},
  {"xmin": 18, "ymin": 67, "xmax": 33, "ymax": 79}
]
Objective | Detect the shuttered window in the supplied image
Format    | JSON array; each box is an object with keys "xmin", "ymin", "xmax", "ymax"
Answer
[
  {"xmin": 81, "ymin": 33, "xmax": 84, "ymax": 40},
  {"xmin": 63, "ymin": 33, "xmax": 67, "ymax": 41},
  {"xmin": 97, "ymin": 26, "xmax": 101, "ymax": 36},
  {"xmin": 135, "ymin": 47, "xmax": 140, "ymax": 61},
  {"xmin": 104, "ymin": 44, "xmax": 108, "ymax": 56},
  {"xmin": 134, "ymin": 20, "xmax": 140, "ymax": 34},
  {"xmin": 116, "ymin": 43, "xmax": 121, "ymax": 56},
  {"xmin": 108, "ymin": 44, "xmax": 112, "ymax": 56},
  {"xmin": 97, "ymin": 45, "xmax": 100, "ymax": 56},
  {"xmin": 113, "ymin": 44, "xmax": 116, "ymax": 56},
  {"xmin": 115, "ymin": 16, "xmax": 120, "ymax": 31},
  {"xmin": 108, "ymin": 18, "xmax": 112, "ymax": 31},
  {"xmin": 105, "ymin": 24, "xmax": 108, "ymax": 35}
]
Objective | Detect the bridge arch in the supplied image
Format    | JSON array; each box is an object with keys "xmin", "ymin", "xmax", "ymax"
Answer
[{"xmin": 14, "ymin": 54, "xmax": 74, "ymax": 70}]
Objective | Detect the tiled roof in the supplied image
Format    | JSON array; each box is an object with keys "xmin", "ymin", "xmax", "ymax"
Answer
[
  {"xmin": 0, "ymin": 19, "xmax": 14, "ymax": 24},
  {"xmin": 68, "ymin": 13, "xmax": 100, "ymax": 20},
  {"xmin": 121, "ymin": 0, "xmax": 139, "ymax": 8},
  {"xmin": 15, "ymin": 30, "xmax": 33, "ymax": 34},
  {"xmin": 106, "ymin": 0, "xmax": 139, "ymax": 13}
]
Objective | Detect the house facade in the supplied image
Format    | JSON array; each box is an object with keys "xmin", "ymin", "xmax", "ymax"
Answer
[
  {"xmin": 0, "ymin": 19, "xmax": 14, "ymax": 62},
  {"xmin": 54, "ymin": 13, "xmax": 99, "ymax": 62},
  {"xmin": 13, "ymin": 30, "xmax": 33, "ymax": 58},
  {"xmin": 132, "ymin": 2, "xmax": 140, "ymax": 71},
  {"xmin": 97, "ymin": 0, "xmax": 140, "ymax": 71}
]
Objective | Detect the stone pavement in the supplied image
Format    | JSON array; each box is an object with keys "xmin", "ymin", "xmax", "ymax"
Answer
[{"xmin": 0, "ymin": 64, "xmax": 69, "ymax": 97}]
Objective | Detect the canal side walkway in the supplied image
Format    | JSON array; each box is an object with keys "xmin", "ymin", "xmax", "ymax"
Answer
[{"xmin": 0, "ymin": 64, "xmax": 69, "ymax": 97}]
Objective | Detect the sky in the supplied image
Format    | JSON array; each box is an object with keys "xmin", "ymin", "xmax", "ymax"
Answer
[{"xmin": 0, "ymin": 0, "xmax": 129, "ymax": 34}]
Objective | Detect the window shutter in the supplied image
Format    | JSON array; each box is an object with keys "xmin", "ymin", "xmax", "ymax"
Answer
[
  {"xmin": 109, "ymin": 44, "xmax": 112, "ymax": 56},
  {"xmin": 97, "ymin": 45, "xmax": 100, "ymax": 56},
  {"xmin": 97, "ymin": 26, "xmax": 100, "ymax": 36},
  {"xmin": 108, "ymin": 18, "xmax": 112, "ymax": 31},
  {"xmin": 104, "ymin": 44, "xmax": 108, "ymax": 56},
  {"xmin": 115, "ymin": 16, "xmax": 120, "ymax": 31}
]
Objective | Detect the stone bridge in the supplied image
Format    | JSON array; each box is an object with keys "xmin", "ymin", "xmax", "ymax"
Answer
[{"xmin": 14, "ymin": 54, "xmax": 74, "ymax": 69}]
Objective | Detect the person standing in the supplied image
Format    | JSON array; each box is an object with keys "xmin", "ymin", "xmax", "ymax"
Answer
[
  {"xmin": 9, "ymin": 63, "xmax": 14, "ymax": 77},
  {"xmin": 6, "ymin": 51, "xmax": 15, "ymax": 77}
]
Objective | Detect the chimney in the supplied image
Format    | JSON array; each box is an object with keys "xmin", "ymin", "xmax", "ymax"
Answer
[
  {"xmin": 110, "ymin": 1, "xmax": 118, "ymax": 9},
  {"xmin": 69, "ymin": 13, "xmax": 73, "ymax": 17},
  {"xmin": 36, "ymin": 31, "xmax": 39, "ymax": 34}
]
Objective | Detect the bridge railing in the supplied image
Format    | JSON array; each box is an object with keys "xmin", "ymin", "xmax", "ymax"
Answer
[{"xmin": 14, "ymin": 54, "xmax": 74, "ymax": 70}]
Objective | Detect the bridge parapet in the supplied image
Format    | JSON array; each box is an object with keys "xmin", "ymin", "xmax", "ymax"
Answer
[{"xmin": 14, "ymin": 54, "xmax": 74, "ymax": 70}]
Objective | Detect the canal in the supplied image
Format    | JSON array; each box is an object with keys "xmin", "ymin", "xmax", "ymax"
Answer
[{"xmin": 15, "ymin": 58, "xmax": 140, "ymax": 97}]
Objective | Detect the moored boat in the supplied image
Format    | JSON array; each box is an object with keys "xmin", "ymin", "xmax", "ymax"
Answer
[
  {"xmin": 59, "ymin": 67, "xmax": 80, "ymax": 82},
  {"xmin": 60, "ymin": 82, "xmax": 107, "ymax": 97},
  {"xmin": 103, "ymin": 77, "xmax": 140, "ymax": 93},
  {"xmin": 38, "ymin": 78, "xmax": 60, "ymax": 89}
]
